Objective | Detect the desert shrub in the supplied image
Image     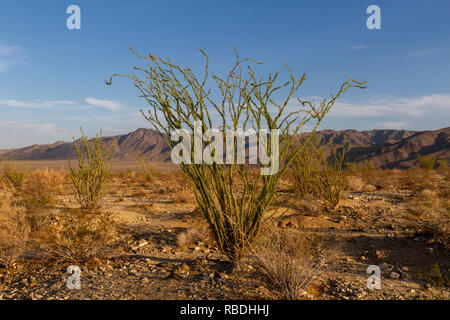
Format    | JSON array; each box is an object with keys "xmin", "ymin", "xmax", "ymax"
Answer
[
  {"xmin": 16, "ymin": 170, "xmax": 69, "ymax": 232},
  {"xmin": 0, "ymin": 202, "xmax": 30, "ymax": 268},
  {"xmin": 29, "ymin": 169, "xmax": 66, "ymax": 195},
  {"xmin": 68, "ymin": 129, "xmax": 114, "ymax": 212},
  {"xmin": 417, "ymin": 262, "xmax": 450, "ymax": 287},
  {"xmin": 417, "ymin": 154, "xmax": 437, "ymax": 170},
  {"xmin": 137, "ymin": 155, "xmax": 155, "ymax": 182},
  {"xmin": 420, "ymin": 214, "xmax": 449, "ymax": 249},
  {"xmin": 108, "ymin": 47, "xmax": 364, "ymax": 261},
  {"xmin": 19, "ymin": 170, "xmax": 64, "ymax": 216},
  {"xmin": 292, "ymin": 136, "xmax": 348, "ymax": 209},
  {"xmin": 291, "ymin": 136, "xmax": 322, "ymax": 198},
  {"xmin": 20, "ymin": 179, "xmax": 54, "ymax": 231},
  {"xmin": 398, "ymin": 168, "xmax": 438, "ymax": 191},
  {"xmin": 359, "ymin": 160, "xmax": 375, "ymax": 171},
  {"xmin": 407, "ymin": 188, "xmax": 449, "ymax": 248},
  {"xmin": 249, "ymin": 228, "xmax": 324, "ymax": 299},
  {"xmin": 38, "ymin": 211, "xmax": 123, "ymax": 263},
  {"xmin": 437, "ymin": 159, "xmax": 448, "ymax": 171},
  {"xmin": 2, "ymin": 161, "xmax": 28, "ymax": 190},
  {"xmin": 314, "ymin": 148, "xmax": 348, "ymax": 209},
  {"xmin": 436, "ymin": 170, "xmax": 450, "ymax": 213}
]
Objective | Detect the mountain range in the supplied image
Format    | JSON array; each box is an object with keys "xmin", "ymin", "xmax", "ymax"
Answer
[{"xmin": 1, "ymin": 127, "xmax": 449, "ymax": 169}]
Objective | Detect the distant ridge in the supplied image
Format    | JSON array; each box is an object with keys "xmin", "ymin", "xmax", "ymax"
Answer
[{"xmin": 0, "ymin": 127, "xmax": 449, "ymax": 169}]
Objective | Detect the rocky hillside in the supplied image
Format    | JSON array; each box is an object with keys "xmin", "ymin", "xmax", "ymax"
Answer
[{"xmin": 0, "ymin": 127, "xmax": 449, "ymax": 169}]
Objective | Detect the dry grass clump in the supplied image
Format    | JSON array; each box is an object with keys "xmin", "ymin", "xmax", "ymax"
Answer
[
  {"xmin": 406, "ymin": 186, "xmax": 449, "ymax": 248},
  {"xmin": 38, "ymin": 211, "xmax": 124, "ymax": 264},
  {"xmin": 407, "ymin": 188, "xmax": 440, "ymax": 216},
  {"xmin": 176, "ymin": 186, "xmax": 195, "ymax": 203},
  {"xmin": 294, "ymin": 199, "xmax": 321, "ymax": 216},
  {"xmin": 418, "ymin": 214, "xmax": 449, "ymax": 250},
  {"xmin": 2, "ymin": 161, "xmax": 28, "ymax": 190},
  {"xmin": 420, "ymin": 190, "xmax": 449, "ymax": 248},
  {"xmin": 0, "ymin": 174, "xmax": 10, "ymax": 191},
  {"xmin": 16, "ymin": 169, "xmax": 67, "ymax": 231},
  {"xmin": 131, "ymin": 188, "xmax": 148, "ymax": 199},
  {"xmin": 419, "ymin": 188, "xmax": 438, "ymax": 201},
  {"xmin": 176, "ymin": 226, "xmax": 214, "ymax": 248},
  {"xmin": 249, "ymin": 228, "xmax": 324, "ymax": 300},
  {"xmin": 353, "ymin": 168, "xmax": 391, "ymax": 190},
  {"xmin": 0, "ymin": 201, "xmax": 31, "ymax": 269},
  {"xmin": 399, "ymin": 168, "xmax": 438, "ymax": 191},
  {"xmin": 347, "ymin": 176, "xmax": 366, "ymax": 192},
  {"xmin": 28, "ymin": 169, "xmax": 67, "ymax": 195}
]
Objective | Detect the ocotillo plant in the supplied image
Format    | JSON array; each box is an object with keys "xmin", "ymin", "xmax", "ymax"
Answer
[
  {"xmin": 292, "ymin": 134, "xmax": 348, "ymax": 209},
  {"xmin": 290, "ymin": 134, "xmax": 323, "ymax": 198},
  {"xmin": 68, "ymin": 128, "xmax": 114, "ymax": 212},
  {"xmin": 312, "ymin": 142, "xmax": 348, "ymax": 210},
  {"xmin": 137, "ymin": 155, "xmax": 155, "ymax": 182},
  {"xmin": 107, "ymin": 47, "xmax": 365, "ymax": 261}
]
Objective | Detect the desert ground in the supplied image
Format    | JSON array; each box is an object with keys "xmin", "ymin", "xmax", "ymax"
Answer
[{"xmin": 0, "ymin": 160, "xmax": 448, "ymax": 300}]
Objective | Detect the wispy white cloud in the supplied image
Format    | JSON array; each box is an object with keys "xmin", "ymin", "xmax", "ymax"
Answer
[
  {"xmin": 0, "ymin": 99, "xmax": 77, "ymax": 108},
  {"xmin": 376, "ymin": 121, "xmax": 408, "ymax": 129},
  {"xmin": 347, "ymin": 45, "xmax": 370, "ymax": 51},
  {"xmin": 410, "ymin": 49, "xmax": 436, "ymax": 56},
  {"xmin": 0, "ymin": 121, "xmax": 75, "ymax": 148},
  {"xmin": 328, "ymin": 94, "xmax": 450, "ymax": 117},
  {"xmin": 284, "ymin": 93, "xmax": 450, "ymax": 130},
  {"xmin": 85, "ymin": 97, "xmax": 125, "ymax": 111},
  {"xmin": 0, "ymin": 45, "xmax": 21, "ymax": 55},
  {"xmin": 0, "ymin": 43, "xmax": 29, "ymax": 72},
  {"xmin": 0, "ymin": 97, "xmax": 127, "ymax": 111},
  {"xmin": 2, "ymin": 121, "xmax": 57, "ymax": 131}
]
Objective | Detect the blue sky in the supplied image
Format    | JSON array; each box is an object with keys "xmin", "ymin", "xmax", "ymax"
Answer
[{"xmin": 0, "ymin": 0, "xmax": 449, "ymax": 148}]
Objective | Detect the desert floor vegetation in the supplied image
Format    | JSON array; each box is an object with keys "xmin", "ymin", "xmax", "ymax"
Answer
[{"xmin": 0, "ymin": 161, "xmax": 448, "ymax": 300}]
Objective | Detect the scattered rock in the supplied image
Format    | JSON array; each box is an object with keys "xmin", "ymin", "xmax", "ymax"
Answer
[
  {"xmin": 278, "ymin": 218, "xmax": 299, "ymax": 229},
  {"xmin": 173, "ymin": 263, "xmax": 190, "ymax": 276},
  {"xmin": 138, "ymin": 240, "xmax": 149, "ymax": 247},
  {"xmin": 390, "ymin": 271, "xmax": 401, "ymax": 280}
]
